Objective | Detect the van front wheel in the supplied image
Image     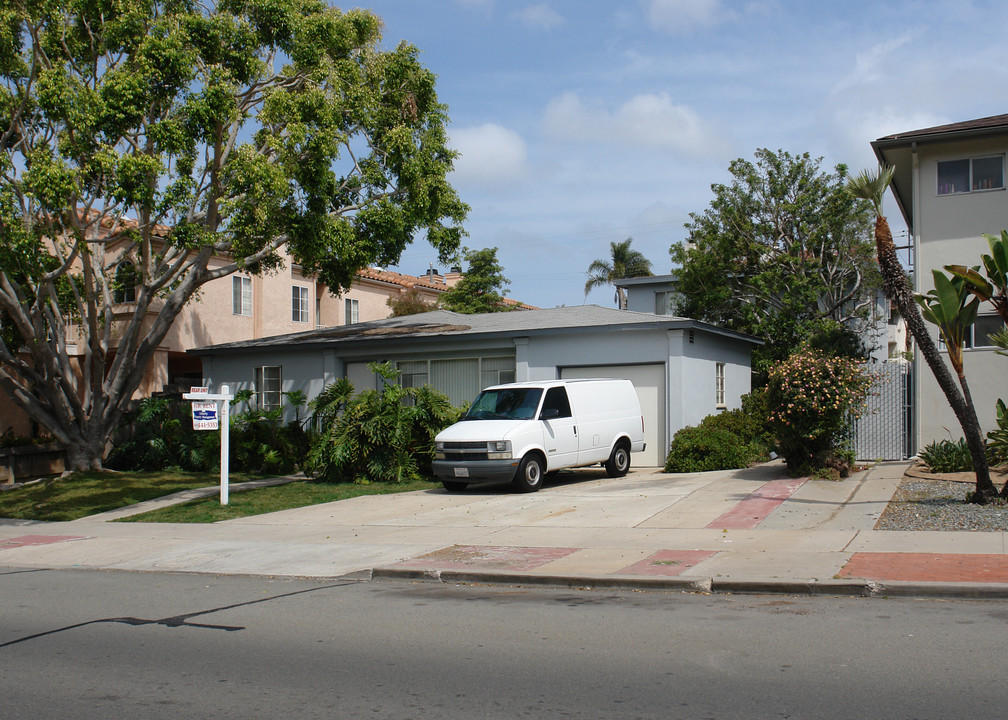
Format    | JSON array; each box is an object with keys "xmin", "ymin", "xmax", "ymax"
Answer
[
  {"xmin": 605, "ymin": 441, "xmax": 631, "ymax": 478},
  {"xmin": 513, "ymin": 454, "xmax": 545, "ymax": 493}
]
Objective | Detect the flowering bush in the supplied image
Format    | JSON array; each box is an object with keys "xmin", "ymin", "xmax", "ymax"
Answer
[{"xmin": 766, "ymin": 347, "xmax": 871, "ymax": 477}]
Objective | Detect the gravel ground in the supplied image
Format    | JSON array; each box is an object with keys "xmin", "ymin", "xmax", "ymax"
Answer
[{"xmin": 876, "ymin": 470, "xmax": 1008, "ymax": 531}]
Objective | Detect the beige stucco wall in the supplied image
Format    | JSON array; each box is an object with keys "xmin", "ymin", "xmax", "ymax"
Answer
[{"xmin": 913, "ymin": 135, "xmax": 1008, "ymax": 446}]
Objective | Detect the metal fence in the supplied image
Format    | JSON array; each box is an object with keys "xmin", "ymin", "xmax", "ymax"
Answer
[{"xmin": 851, "ymin": 362, "xmax": 914, "ymax": 461}]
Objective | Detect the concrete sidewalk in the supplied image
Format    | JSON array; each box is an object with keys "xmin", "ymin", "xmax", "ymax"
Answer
[{"xmin": 2, "ymin": 460, "xmax": 1007, "ymax": 598}]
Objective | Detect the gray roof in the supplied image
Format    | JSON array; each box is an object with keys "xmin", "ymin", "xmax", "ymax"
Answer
[{"xmin": 190, "ymin": 304, "xmax": 762, "ymax": 355}]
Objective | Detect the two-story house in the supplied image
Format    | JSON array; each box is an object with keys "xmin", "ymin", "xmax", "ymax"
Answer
[
  {"xmin": 0, "ymin": 237, "xmax": 464, "ymax": 437},
  {"xmin": 872, "ymin": 113, "xmax": 1008, "ymax": 448}
]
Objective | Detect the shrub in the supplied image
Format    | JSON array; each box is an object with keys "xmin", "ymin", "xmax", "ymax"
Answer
[
  {"xmin": 106, "ymin": 396, "xmax": 209, "ymax": 471},
  {"xmin": 663, "ymin": 388, "xmax": 774, "ymax": 473},
  {"xmin": 988, "ymin": 399, "xmax": 1008, "ymax": 465},
  {"xmin": 664, "ymin": 424, "xmax": 760, "ymax": 473},
  {"xmin": 766, "ymin": 347, "xmax": 871, "ymax": 477},
  {"xmin": 918, "ymin": 438, "xmax": 973, "ymax": 473},
  {"xmin": 306, "ymin": 362, "xmax": 461, "ymax": 484}
]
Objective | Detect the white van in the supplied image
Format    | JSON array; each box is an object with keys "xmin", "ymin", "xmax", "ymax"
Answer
[{"xmin": 432, "ymin": 379, "xmax": 646, "ymax": 492}]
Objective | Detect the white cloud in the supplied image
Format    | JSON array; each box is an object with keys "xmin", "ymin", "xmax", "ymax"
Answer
[
  {"xmin": 513, "ymin": 4, "xmax": 563, "ymax": 30},
  {"xmin": 542, "ymin": 91, "xmax": 734, "ymax": 160},
  {"xmin": 646, "ymin": 0, "xmax": 722, "ymax": 33},
  {"xmin": 449, "ymin": 123, "xmax": 529, "ymax": 188}
]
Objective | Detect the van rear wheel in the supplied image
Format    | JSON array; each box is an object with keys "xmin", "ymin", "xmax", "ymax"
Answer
[
  {"xmin": 513, "ymin": 454, "xmax": 544, "ymax": 493},
  {"xmin": 605, "ymin": 441, "xmax": 631, "ymax": 478}
]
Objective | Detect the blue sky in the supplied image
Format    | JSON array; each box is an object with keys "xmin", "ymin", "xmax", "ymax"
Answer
[{"xmin": 363, "ymin": 0, "xmax": 1008, "ymax": 309}]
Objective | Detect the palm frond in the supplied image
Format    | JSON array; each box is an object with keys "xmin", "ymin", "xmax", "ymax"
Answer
[{"xmin": 846, "ymin": 165, "xmax": 895, "ymax": 215}]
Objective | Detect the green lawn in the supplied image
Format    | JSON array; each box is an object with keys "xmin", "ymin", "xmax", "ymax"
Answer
[
  {"xmin": 0, "ymin": 470, "xmax": 266, "ymax": 522},
  {"xmin": 0, "ymin": 470, "xmax": 439, "ymax": 523},
  {"xmin": 119, "ymin": 479, "xmax": 440, "ymax": 523}
]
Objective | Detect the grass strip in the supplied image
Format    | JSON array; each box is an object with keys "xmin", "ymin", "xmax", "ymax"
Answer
[
  {"xmin": 0, "ymin": 470, "xmax": 265, "ymax": 522},
  {"xmin": 118, "ymin": 479, "xmax": 440, "ymax": 523}
]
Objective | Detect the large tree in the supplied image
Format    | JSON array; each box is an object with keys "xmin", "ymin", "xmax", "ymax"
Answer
[
  {"xmin": 584, "ymin": 237, "xmax": 652, "ymax": 310},
  {"xmin": 0, "ymin": 1, "xmax": 467, "ymax": 470},
  {"xmin": 847, "ymin": 167, "xmax": 999, "ymax": 503},
  {"xmin": 440, "ymin": 246, "xmax": 511, "ymax": 314},
  {"xmin": 671, "ymin": 149, "xmax": 879, "ymax": 371}
]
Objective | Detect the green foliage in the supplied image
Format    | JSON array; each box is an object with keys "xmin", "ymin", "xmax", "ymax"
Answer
[
  {"xmin": 766, "ymin": 347, "xmax": 871, "ymax": 477},
  {"xmin": 988, "ymin": 400, "xmax": 1008, "ymax": 465},
  {"xmin": 671, "ymin": 149, "xmax": 879, "ymax": 374},
  {"xmin": 915, "ymin": 269, "xmax": 979, "ymax": 376},
  {"xmin": 440, "ymin": 247, "xmax": 511, "ymax": 313},
  {"xmin": 584, "ymin": 237, "xmax": 653, "ymax": 309},
  {"xmin": 664, "ymin": 424, "xmax": 760, "ymax": 473},
  {"xmin": 306, "ymin": 362, "xmax": 461, "ymax": 483},
  {"xmin": 106, "ymin": 397, "xmax": 209, "ymax": 472},
  {"xmin": 228, "ymin": 403, "xmax": 309, "ymax": 476},
  {"xmin": 919, "ymin": 438, "xmax": 973, "ymax": 474},
  {"xmin": 663, "ymin": 392, "xmax": 772, "ymax": 473},
  {"xmin": 106, "ymin": 393, "xmax": 308, "ymax": 475},
  {"xmin": 0, "ymin": 1, "xmax": 467, "ymax": 470},
  {"xmin": 947, "ymin": 229, "xmax": 1008, "ymax": 325}
]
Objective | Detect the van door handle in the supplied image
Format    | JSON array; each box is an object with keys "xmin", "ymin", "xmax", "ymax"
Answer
[{"xmin": 573, "ymin": 426, "xmax": 577, "ymax": 435}]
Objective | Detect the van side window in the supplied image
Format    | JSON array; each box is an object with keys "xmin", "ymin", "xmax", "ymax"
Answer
[{"xmin": 540, "ymin": 387, "xmax": 572, "ymax": 419}]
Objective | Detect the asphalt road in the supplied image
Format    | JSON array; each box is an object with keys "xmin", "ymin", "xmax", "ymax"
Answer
[{"xmin": 3, "ymin": 567, "xmax": 1008, "ymax": 719}]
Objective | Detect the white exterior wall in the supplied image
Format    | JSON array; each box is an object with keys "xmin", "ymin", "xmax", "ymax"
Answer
[{"xmin": 913, "ymin": 136, "xmax": 1008, "ymax": 446}]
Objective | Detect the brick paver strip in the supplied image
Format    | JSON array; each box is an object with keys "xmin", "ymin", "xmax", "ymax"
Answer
[
  {"xmin": 617, "ymin": 549, "xmax": 718, "ymax": 577},
  {"xmin": 705, "ymin": 477, "xmax": 808, "ymax": 530},
  {"xmin": 394, "ymin": 545, "xmax": 578, "ymax": 572},
  {"xmin": 839, "ymin": 552, "xmax": 1008, "ymax": 583},
  {"xmin": 0, "ymin": 535, "xmax": 89, "ymax": 550}
]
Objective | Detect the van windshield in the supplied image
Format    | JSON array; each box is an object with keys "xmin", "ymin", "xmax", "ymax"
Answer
[{"xmin": 462, "ymin": 388, "xmax": 543, "ymax": 420}]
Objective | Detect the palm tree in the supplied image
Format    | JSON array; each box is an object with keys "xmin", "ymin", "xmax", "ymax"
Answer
[
  {"xmin": 847, "ymin": 167, "xmax": 999, "ymax": 503},
  {"xmin": 584, "ymin": 238, "xmax": 653, "ymax": 309}
]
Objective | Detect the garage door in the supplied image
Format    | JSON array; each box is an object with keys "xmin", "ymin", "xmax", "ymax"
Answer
[{"xmin": 560, "ymin": 364, "xmax": 664, "ymax": 467}]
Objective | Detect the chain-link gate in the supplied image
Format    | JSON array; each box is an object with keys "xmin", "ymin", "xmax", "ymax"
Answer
[{"xmin": 851, "ymin": 362, "xmax": 914, "ymax": 461}]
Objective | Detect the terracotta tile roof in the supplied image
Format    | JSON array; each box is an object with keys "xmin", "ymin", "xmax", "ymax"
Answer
[{"xmin": 355, "ymin": 267, "xmax": 452, "ymax": 291}]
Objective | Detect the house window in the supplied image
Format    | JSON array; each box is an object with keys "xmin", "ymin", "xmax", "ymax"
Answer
[
  {"xmin": 973, "ymin": 314, "xmax": 1007, "ymax": 348},
  {"xmin": 398, "ymin": 360, "xmax": 429, "ymax": 389},
  {"xmin": 654, "ymin": 291, "xmax": 672, "ymax": 316},
  {"xmin": 937, "ymin": 155, "xmax": 1004, "ymax": 195},
  {"xmin": 113, "ymin": 262, "xmax": 138, "ymax": 303},
  {"xmin": 292, "ymin": 285, "xmax": 309, "ymax": 323},
  {"xmin": 233, "ymin": 276, "xmax": 252, "ymax": 316},
  {"xmin": 715, "ymin": 362, "xmax": 726, "ymax": 407},
  {"xmin": 480, "ymin": 356, "xmax": 517, "ymax": 387},
  {"xmin": 344, "ymin": 298, "xmax": 359, "ymax": 325},
  {"xmin": 255, "ymin": 365, "xmax": 282, "ymax": 411},
  {"xmin": 937, "ymin": 315, "xmax": 1006, "ymax": 350},
  {"xmin": 316, "ymin": 298, "xmax": 322, "ymax": 328}
]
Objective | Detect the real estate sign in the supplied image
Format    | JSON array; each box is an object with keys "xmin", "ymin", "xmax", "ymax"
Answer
[{"xmin": 191, "ymin": 401, "xmax": 219, "ymax": 430}]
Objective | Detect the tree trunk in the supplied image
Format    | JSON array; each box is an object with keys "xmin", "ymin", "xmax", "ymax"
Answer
[{"xmin": 873, "ymin": 216, "xmax": 998, "ymax": 503}]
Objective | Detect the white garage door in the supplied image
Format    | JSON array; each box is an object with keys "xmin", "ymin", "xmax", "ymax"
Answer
[{"xmin": 560, "ymin": 364, "xmax": 665, "ymax": 467}]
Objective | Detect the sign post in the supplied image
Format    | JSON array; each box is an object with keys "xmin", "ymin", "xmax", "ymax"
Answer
[{"xmin": 183, "ymin": 384, "xmax": 234, "ymax": 504}]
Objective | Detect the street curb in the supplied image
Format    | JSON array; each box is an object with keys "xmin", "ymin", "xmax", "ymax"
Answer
[{"xmin": 369, "ymin": 567, "xmax": 1008, "ymax": 599}]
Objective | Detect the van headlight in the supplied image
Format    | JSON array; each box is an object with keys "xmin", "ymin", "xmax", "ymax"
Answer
[
  {"xmin": 435, "ymin": 441, "xmax": 445, "ymax": 459},
  {"xmin": 486, "ymin": 440, "xmax": 512, "ymax": 460}
]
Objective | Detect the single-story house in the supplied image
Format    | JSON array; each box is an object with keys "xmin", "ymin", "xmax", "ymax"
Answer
[{"xmin": 191, "ymin": 305, "xmax": 762, "ymax": 466}]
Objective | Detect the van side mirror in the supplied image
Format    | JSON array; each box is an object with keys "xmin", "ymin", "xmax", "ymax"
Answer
[{"xmin": 539, "ymin": 408, "xmax": 560, "ymax": 420}]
